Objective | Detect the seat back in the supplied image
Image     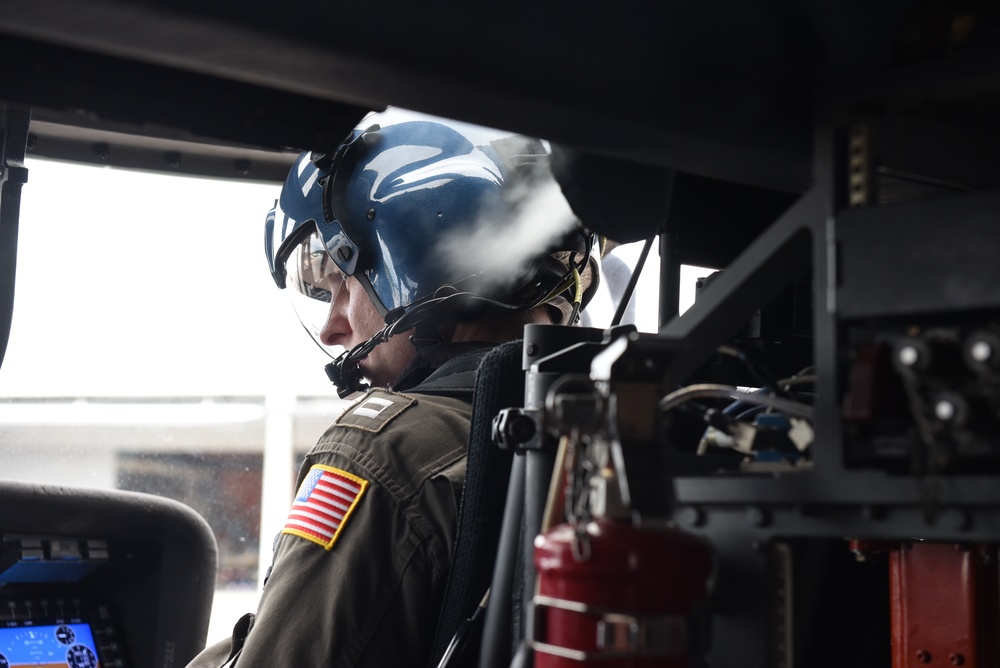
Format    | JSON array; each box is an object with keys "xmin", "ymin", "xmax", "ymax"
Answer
[{"xmin": 428, "ymin": 339, "xmax": 525, "ymax": 668}]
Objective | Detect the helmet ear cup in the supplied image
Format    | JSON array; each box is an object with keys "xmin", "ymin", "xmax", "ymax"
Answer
[
  {"xmin": 511, "ymin": 255, "xmax": 573, "ymax": 305},
  {"xmin": 504, "ymin": 249, "xmax": 600, "ymax": 325}
]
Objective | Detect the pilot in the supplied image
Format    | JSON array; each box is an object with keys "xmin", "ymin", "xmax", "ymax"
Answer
[{"xmin": 186, "ymin": 108, "xmax": 599, "ymax": 667}]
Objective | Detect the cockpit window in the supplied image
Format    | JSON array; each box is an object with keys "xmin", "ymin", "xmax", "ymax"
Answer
[{"xmin": 0, "ymin": 158, "xmax": 350, "ymax": 638}]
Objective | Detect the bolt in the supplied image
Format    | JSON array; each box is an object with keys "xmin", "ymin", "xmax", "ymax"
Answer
[
  {"xmin": 916, "ymin": 649, "xmax": 931, "ymax": 663},
  {"xmin": 336, "ymin": 246, "xmax": 353, "ymax": 262},
  {"xmin": 970, "ymin": 340, "xmax": 992, "ymax": 363},
  {"xmin": 935, "ymin": 400, "xmax": 956, "ymax": 421},
  {"xmin": 92, "ymin": 143, "xmax": 110, "ymax": 160},
  {"xmin": 898, "ymin": 345, "xmax": 919, "ymax": 367},
  {"xmin": 949, "ymin": 652, "xmax": 965, "ymax": 666},
  {"xmin": 234, "ymin": 159, "xmax": 252, "ymax": 176},
  {"xmin": 747, "ymin": 506, "xmax": 770, "ymax": 527},
  {"xmin": 679, "ymin": 506, "xmax": 705, "ymax": 528},
  {"xmin": 965, "ymin": 332, "xmax": 1000, "ymax": 373},
  {"xmin": 507, "ymin": 414, "xmax": 535, "ymax": 443},
  {"xmin": 366, "ymin": 208, "xmax": 376, "ymax": 220},
  {"xmin": 26, "ymin": 133, "xmax": 37, "ymax": 152},
  {"xmin": 526, "ymin": 343, "xmax": 538, "ymax": 357},
  {"xmin": 164, "ymin": 151, "xmax": 182, "ymax": 169}
]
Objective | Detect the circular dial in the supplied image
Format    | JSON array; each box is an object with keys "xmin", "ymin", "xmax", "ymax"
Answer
[
  {"xmin": 56, "ymin": 625, "xmax": 76, "ymax": 645},
  {"xmin": 66, "ymin": 644, "xmax": 98, "ymax": 668}
]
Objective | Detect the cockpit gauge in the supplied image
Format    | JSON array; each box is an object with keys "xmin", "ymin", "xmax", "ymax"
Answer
[
  {"xmin": 66, "ymin": 644, "xmax": 98, "ymax": 668},
  {"xmin": 56, "ymin": 625, "xmax": 76, "ymax": 645}
]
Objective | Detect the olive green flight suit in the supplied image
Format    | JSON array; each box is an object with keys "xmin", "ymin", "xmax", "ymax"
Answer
[{"xmin": 187, "ymin": 344, "xmax": 493, "ymax": 667}]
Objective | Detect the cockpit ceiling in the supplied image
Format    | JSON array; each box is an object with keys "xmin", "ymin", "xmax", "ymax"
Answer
[{"xmin": 0, "ymin": 0, "xmax": 955, "ymax": 191}]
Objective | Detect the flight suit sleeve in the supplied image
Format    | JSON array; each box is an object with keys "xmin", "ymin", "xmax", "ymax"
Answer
[
  {"xmin": 219, "ymin": 391, "xmax": 468, "ymax": 667},
  {"xmin": 185, "ymin": 614, "xmax": 253, "ymax": 668}
]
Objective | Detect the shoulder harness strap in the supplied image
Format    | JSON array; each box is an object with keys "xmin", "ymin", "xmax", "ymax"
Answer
[{"xmin": 409, "ymin": 347, "xmax": 495, "ymax": 400}]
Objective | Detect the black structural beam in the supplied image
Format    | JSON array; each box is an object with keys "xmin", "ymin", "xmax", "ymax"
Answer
[{"xmin": 0, "ymin": 104, "xmax": 30, "ymax": 372}]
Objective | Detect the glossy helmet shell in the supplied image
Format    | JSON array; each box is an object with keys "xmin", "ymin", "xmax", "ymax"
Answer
[{"xmin": 266, "ymin": 108, "xmax": 562, "ymax": 319}]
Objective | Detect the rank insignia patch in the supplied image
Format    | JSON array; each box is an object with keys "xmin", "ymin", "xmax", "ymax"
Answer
[
  {"xmin": 283, "ymin": 465, "xmax": 368, "ymax": 550},
  {"xmin": 336, "ymin": 390, "xmax": 414, "ymax": 433}
]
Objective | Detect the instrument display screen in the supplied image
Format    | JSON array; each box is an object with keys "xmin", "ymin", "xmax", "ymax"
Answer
[{"xmin": 0, "ymin": 621, "xmax": 101, "ymax": 667}]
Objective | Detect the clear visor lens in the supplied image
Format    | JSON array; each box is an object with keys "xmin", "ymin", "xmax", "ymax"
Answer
[{"xmin": 284, "ymin": 231, "xmax": 348, "ymax": 358}]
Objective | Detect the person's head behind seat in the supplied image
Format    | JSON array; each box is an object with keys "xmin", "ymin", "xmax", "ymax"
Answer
[{"xmin": 265, "ymin": 108, "xmax": 600, "ymax": 395}]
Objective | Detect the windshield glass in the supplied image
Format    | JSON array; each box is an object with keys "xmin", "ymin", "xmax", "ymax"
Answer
[{"xmin": 0, "ymin": 158, "xmax": 351, "ymax": 638}]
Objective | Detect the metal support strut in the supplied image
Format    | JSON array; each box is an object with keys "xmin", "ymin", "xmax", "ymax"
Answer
[{"xmin": 0, "ymin": 105, "xmax": 30, "ymax": 371}]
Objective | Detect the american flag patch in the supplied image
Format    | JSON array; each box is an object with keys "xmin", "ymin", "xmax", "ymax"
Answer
[{"xmin": 282, "ymin": 465, "xmax": 369, "ymax": 550}]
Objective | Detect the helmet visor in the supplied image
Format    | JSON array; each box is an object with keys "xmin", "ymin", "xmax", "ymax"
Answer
[{"xmin": 284, "ymin": 230, "xmax": 348, "ymax": 358}]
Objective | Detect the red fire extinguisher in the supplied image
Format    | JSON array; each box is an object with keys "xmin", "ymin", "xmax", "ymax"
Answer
[{"xmin": 532, "ymin": 517, "xmax": 713, "ymax": 667}]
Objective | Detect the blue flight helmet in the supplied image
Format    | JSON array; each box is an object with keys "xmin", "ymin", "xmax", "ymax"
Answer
[{"xmin": 265, "ymin": 109, "xmax": 598, "ymax": 396}]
